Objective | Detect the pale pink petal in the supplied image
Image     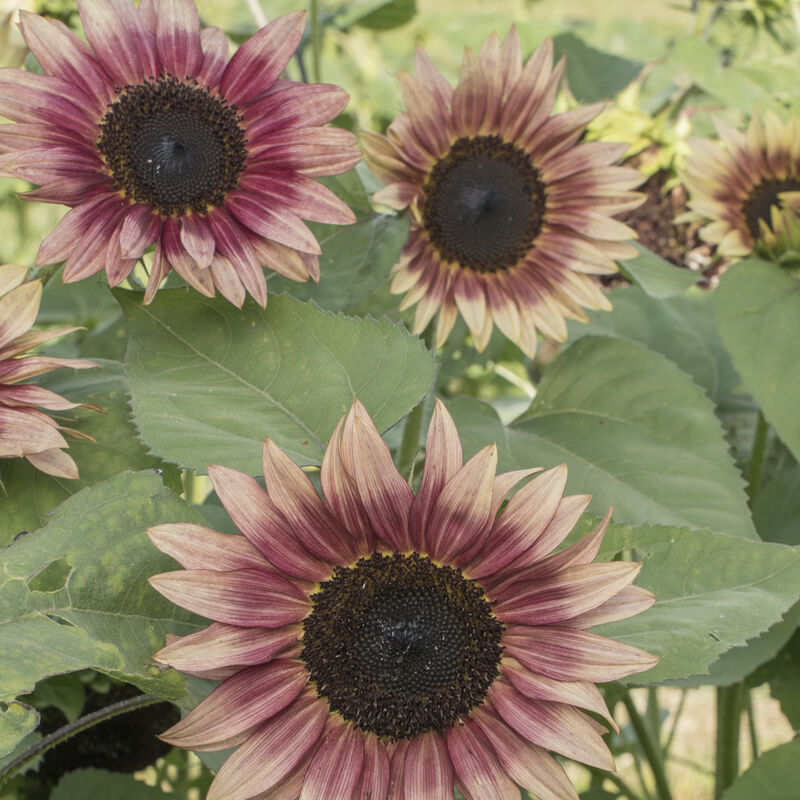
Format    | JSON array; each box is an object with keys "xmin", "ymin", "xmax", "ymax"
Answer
[
  {"xmin": 144, "ymin": 237, "xmax": 170, "ymax": 304},
  {"xmin": 0, "ymin": 280, "xmax": 40, "ymax": 350},
  {"xmin": 566, "ymin": 585, "xmax": 657, "ymax": 629},
  {"xmin": 209, "ymin": 254, "xmax": 247, "ymax": 308},
  {"xmin": 356, "ymin": 734, "xmax": 390, "ymax": 800},
  {"xmin": 119, "ymin": 204, "xmax": 161, "ymax": 260},
  {"xmin": 180, "ymin": 214, "xmax": 216, "ymax": 269},
  {"xmin": 198, "ymin": 26, "xmax": 229, "ymax": 87},
  {"xmin": 300, "ymin": 721, "xmax": 364, "ymax": 800},
  {"xmin": 414, "ymin": 48, "xmax": 453, "ymax": 108},
  {"xmin": 446, "ymin": 719, "xmax": 518, "ymax": 800},
  {"xmin": 0, "ymin": 407, "xmax": 67, "ymax": 457},
  {"xmin": 148, "ymin": 568, "xmax": 310, "ymax": 627},
  {"xmin": 244, "ymin": 83, "xmax": 350, "ymax": 138},
  {"xmin": 207, "ymin": 693, "xmax": 327, "ymax": 800},
  {"xmin": 386, "ymin": 739, "xmax": 410, "ymax": 800},
  {"xmin": 403, "ymin": 732, "xmax": 453, "ymax": 800},
  {"xmin": 26, "ymin": 448, "xmax": 79, "ymax": 479},
  {"xmin": 162, "ymin": 217, "xmax": 215, "ymax": 297},
  {"xmin": 156, "ymin": 0, "xmax": 202, "ymax": 79}
]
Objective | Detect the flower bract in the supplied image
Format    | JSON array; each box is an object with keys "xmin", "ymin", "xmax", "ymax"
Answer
[
  {"xmin": 683, "ymin": 111, "xmax": 800, "ymax": 261},
  {"xmin": 361, "ymin": 30, "xmax": 643, "ymax": 357},
  {"xmin": 0, "ymin": 0, "xmax": 361, "ymax": 306},
  {"xmin": 148, "ymin": 398, "xmax": 657, "ymax": 800},
  {"xmin": 0, "ymin": 264, "xmax": 97, "ymax": 479}
]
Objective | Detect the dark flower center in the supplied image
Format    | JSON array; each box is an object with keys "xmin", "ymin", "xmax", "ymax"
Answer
[
  {"xmin": 422, "ymin": 135, "xmax": 546, "ymax": 273},
  {"xmin": 301, "ymin": 552, "xmax": 503, "ymax": 739},
  {"xmin": 97, "ymin": 75, "xmax": 247, "ymax": 217},
  {"xmin": 743, "ymin": 178, "xmax": 800, "ymax": 239}
]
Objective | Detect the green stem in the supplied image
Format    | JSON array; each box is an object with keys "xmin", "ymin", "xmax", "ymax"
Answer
[
  {"xmin": 745, "ymin": 689, "xmax": 759, "ymax": 761},
  {"xmin": 714, "ymin": 683, "xmax": 744, "ymax": 799},
  {"xmin": 662, "ymin": 689, "xmax": 688, "ymax": 756},
  {"xmin": 746, "ymin": 410, "xmax": 769, "ymax": 507},
  {"xmin": 604, "ymin": 770, "xmax": 647, "ymax": 800},
  {"xmin": 622, "ymin": 691, "xmax": 673, "ymax": 800},
  {"xmin": 0, "ymin": 694, "xmax": 162, "ymax": 786},
  {"xmin": 646, "ymin": 687, "xmax": 662, "ymax": 749},
  {"xmin": 396, "ymin": 401, "xmax": 424, "ymax": 481},
  {"xmin": 310, "ymin": 0, "xmax": 321, "ymax": 83}
]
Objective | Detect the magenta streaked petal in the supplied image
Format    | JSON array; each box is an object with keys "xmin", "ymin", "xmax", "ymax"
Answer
[
  {"xmin": 161, "ymin": 659, "xmax": 308, "ymax": 750},
  {"xmin": 180, "ymin": 214, "xmax": 216, "ymax": 269},
  {"xmin": 472, "ymin": 707, "xmax": 579, "ymax": 800},
  {"xmin": 244, "ymin": 83, "xmax": 350, "ymax": 138},
  {"xmin": 0, "ymin": 355, "xmax": 95, "ymax": 383},
  {"xmin": 18, "ymin": 12, "xmax": 110, "ymax": 110},
  {"xmin": 147, "ymin": 523, "xmax": 273, "ymax": 571},
  {"xmin": 299, "ymin": 720, "xmax": 364, "ymax": 800},
  {"xmin": 227, "ymin": 192, "xmax": 322, "ymax": 254},
  {"xmin": 409, "ymin": 398, "xmax": 462, "ymax": 551},
  {"xmin": 469, "ymin": 464, "xmax": 566, "ymax": 579},
  {"xmin": 62, "ymin": 206, "xmax": 126, "ymax": 283},
  {"xmin": 155, "ymin": 622, "xmax": 299, "ymax": 673},
  {"xmin": 493, "ymin": 561, "xmax": 642, "ymax": 626},
  {"xmin": 414, "ymin": 47, "xmax": 453, "ymax": 109},
  {"xmin": 207, "ymin": 693, "xmax": 327, "ymax": 800},
  {"xmin": 451, "ymin": 49, "xmax": 486, "ymax": 139},
  {"xmin": 425, "ymin": 444, "xmax": 497, "ymax": 563},
  {"xmin": 345, "ymin": 402, "xmax": 414, "ymax": 552},
  {"xmin": 144, "ymin": 237, "xmax": 170, "ymax": 304},
  {"xmin": 198, "ymin": 26, "xmax": 229, "ymax": 87},
  {"xmin": 504, "ymin": 625, "xmax": 659, "ymax": 682},
  {"xmin": 249, "ymin": 235, "xmax": 310, "ymax": 283},
  {"xmin": 148, "ymin": 568, "xmax": 310, "ymax": 627},
  {"xmin": 220, "ymin": 11, "xmax": 306, "ymax": 106},
  {"xmin": 502, "ymin": 657, "xmax": 616, "ymax": 730},
  {"xmin": 209, "ymin": 254, "xmax": 247, "ymax": 308},
  {"xmin": 249, "ymin": 126, "xmax": 358, "ymax": 159},
  {"xmin": 162, "ymin": 217, "xmax": 216, "ymax": 297},
  {"xmin": 208, "ymin": 464, "xmax": 332, "ymax": 582},
  {"xmin": 321, "ymin": 418, "xmax": 375, "ymax": 554},
  {"xmin": 262, "ymin": 437, "xmax": 359, "ymax": 565},
  {"xmin": 372, "ymin": 182, "xmax": 420, "ymax": 211},
  {"xmin": 397, "ymin": 71, "xmax": 450, "ymax": 157},
  {"xmin": 35, "ymin": 193, "xmax": 113, "ymax": 266},
  {"xmin": 566, "ymin": 585, "xmax": 657, "ymax": 629},
  {"xmin": 356, "ymin": 733, "xmax": 390, "ymax": 800},
  {"xmin": 0, "ymin": 407, "xmax": 67, "ymax": 457},
  {"xmin": 403, "ymin": 732, "xmax": 453, "ymax": 800},
  {"xmin": 251, "ymin": 142, "xmax": 363, "ymax": 177},
  {"xmin": 446, "ymin": 719, "xmax": 518, "ymax": 800},
  {"xmin": 0, "ymin": 280, "xmax": 40, "ymax": 350},
  {"xmin": 488, "ymin": 680, "xmax": 615, "ymax": 770},
  {"xmin": 155, "ymin": 0, "xmax": 202, "ymax": 79},
  {"xmin": 0, "ymin": 384, "xmax": 82, "ymax": 411},
  {"xmin": 77, "ymin": 0, "xmax": 158, "ymax": 86},
  {"xmin": 387, "ymin": 740, "xmax": 409, "ymax": 800},
  {"xmin": 104, "ymin": 222, "xmax": 138, "ymax": 287},
  {"xmin": 118, "ymin": 204, "xmax": 161, "ymax": 260}
]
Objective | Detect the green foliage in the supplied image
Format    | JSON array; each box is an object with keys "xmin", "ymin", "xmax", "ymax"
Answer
[
  {"xmin": 720, "ymin": 738, "xmax": 800, "ymax": 800},
  {"xmin": 51, "ymin": 769, "xmax": 169, "ymax": 799},
  {"xmin": 714, "ymin": 259, "xmax": 800, "ymax": 463},
  {"xmin": 449, "ymin": 335, "xmax": 755, "ymax": 538},
  {"xmin": 0, "ymin": 704, "xmax": 38, "ymax": 762},
  {"xmin": 617, "ymin": 244, "xmax": 700, "ymax": 299},
  {"xmin": 119, "ymin": 290, "xmax": 435, "ymax": 475}
]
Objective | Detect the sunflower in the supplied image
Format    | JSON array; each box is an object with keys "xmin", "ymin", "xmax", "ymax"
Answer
[
  {"xmin": 148, "ymin": 399, "xmax": 657, "ymax": 800},
  {"xmin": 360, "ymin": 31, "xmax": 642, "ymax": 357},
  {"xmin": 683, "ymin": 111, "xmax": 800, "ymax": 260},
  {"xmin": 0, "ymin": 0, "xmax": 361, "ymax": 307},
  {"xmin": 0, "ymin": 264, "xmax": 97, "ymax": 479}
]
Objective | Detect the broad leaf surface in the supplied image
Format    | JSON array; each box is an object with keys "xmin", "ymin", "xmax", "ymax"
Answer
[
  {"xmin": 51, "ymin": 769, "xmax": 170, "ymax": 799},
  {"xmin": 580, "ymin": 519, "xmax": 800, "ymax": 684},
  {"xmin": 0, "ymin": 362, "xmax": 180, "ymax": 547},
  {"xmin": 768, "ymin": 628, "xmax": 800, "ymax": 729},
  {"xmin": 120, "ymin": 290, "xmax": 435, "ymax": 474},
  {"xmin": 0, "ymin": 703, "xmax": 37, "ymax": 760},
  {"xmin": 753, "ymin": 463, "xmax": 800, "ymax": 546},
  {"xmin": 714, "ymin": 259, "xmax": 800, "ymax": 462},
  {"xmin": 0, "ymin": 471, "xmax": 204, "ymax": 709},
  {"xmin": 617, "ymin": 244, "xmax": 699, "ymax": 298},
  {"xmin": 448, "ymin": 337, "xmax": 755, "ymax": 538},
  {"xmin": 570, "ymin": 285, "xmax": 739, "ymax": 402},
  {"xmin": 721, "ymin": 738, "xmax": 800, "ymax": 800}
]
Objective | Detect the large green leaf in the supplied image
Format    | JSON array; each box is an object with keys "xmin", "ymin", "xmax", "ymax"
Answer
[
  {"xmin": 0, "ymin": 471, "xmax": 203, "ymax": 711},
  {"xmin": 336, "ymin": 0, "xmax": 417, "ymax": 30},
  {"xmin": 448, "ymin": 336, "xmax": 755, "ymax": 538},
  {"xmin": 0, "ymin": 361, "xmax": 180, "ymax": 547},
  {"xmin": 768, "ymin": 628, "xmax": 800, "ymax": 729},
  {"xmin": 753, "ymin": 463, "xmax": 800, "ymax": 546},
  {"xmin": 714, "ymin": 259, "xmax": 800, "ymax": 462},
  {"xmin": 0, "ymin": 703, "xmax": 37, "ymax": 761},
  {"xmin": 617, "ymin": 244, "xmax": 699, "ymax": 299},
  {"xmin": 721, "ymin": 739, "xmax": 800, "ymax": 800},
  {"xmin": 570, "ymin": 285, "xmax": 739, "ymax": 401},
  {"xmin": 582, "ymin": 520, "xmax": 800, "ymax": 685},
  {"xmin": 120, "ymin": 290, "xmax": 435, "ymax": 475}
]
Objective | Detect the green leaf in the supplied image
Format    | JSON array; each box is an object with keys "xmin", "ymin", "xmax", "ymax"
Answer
[
  {"xmin": 449, "ymin": 336, "xmax": 755, "ymax": 538},
  {"xmin": 0, "ymin": 361, "xmax": 181, "ymax": 547},
  {"xmin": 120, "ymin": 290, "xmax": 435, "ymax": 475},
  {"xmin": 617, "ymin": 243, "xmax": 699, "ymax": 299},
  {"xmin": 768, "ymin": 628, "xmax": 800, "ymax": 729},
  {"xmin": 52, "ymin": 769, "xmax": 170, "ymax": 799},
  {"xmin": 23, "ymin": 672, "xmax": 86, "ymax": 723},
  {"xmin": 268, "ymin": 213, "xmax": 409, "ymax": 314},
  {"xmin": 569, "ymin": 285, "xmax": 739, "ymax": 401},
  {"xmin": 721, "ymin": 739, "xmax": 800, "ymax": 800},
  {"xmin": 552, "ymin": 32, "xmax": 642, "ymax": 103},
  {"xmin": 0, "ymin": 702, "xmax": 37, "ymax": 760},
  {"xmin": 753, "ymin": 463, "xmax": 800, "ymax": 546},
  {"xmin": 714, "ymin": 259, "xmax": 800, "ymax": 463},
  {"xmin": 0, "ymin": 471, "xmax": 204, "ymax": 707},
  {"xmin": 336, "ymin": 0, "xmax": 417, "ymax": 30},
  {"xmin": 584, "ymin": 520, "xmax": 800, "ymax": 684}
]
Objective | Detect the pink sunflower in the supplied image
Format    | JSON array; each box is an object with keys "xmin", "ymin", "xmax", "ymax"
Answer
[
  {"xmin": 0, "ymin": 0, "xmax": 361, "ymax": 306},
  {"xmin": 361, "ymin": 31, "xmax": 643, "ymax": 357},
  {"xmin": 148, "ymin": 399, "xmax": 657, "ymax": 800},
  {"xmin": 0, "ymin": 264, "xmax": 97, "ymax": 479}
]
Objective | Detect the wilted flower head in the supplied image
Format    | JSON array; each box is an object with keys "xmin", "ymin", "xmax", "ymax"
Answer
[
  {"xmin": 0, "ymin": 265, "xmax": 97, "ymax": 479},
  {"xmin": 361, "ymin": 30, "xmax": 642, "ymax": 357},
  {"xmin": 149, "ymin": 399, "xmax": 657, "ymax": 800},
  {"xmin": 684, "ymin": 111, "xmax": 800, "ymax": 262},
  {"xmin": 0, "ymin": 0, "xmax": 361, "ymax": 306}
]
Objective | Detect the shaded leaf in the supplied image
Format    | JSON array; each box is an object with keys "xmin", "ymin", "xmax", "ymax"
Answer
[
  {"xmin": 0, "ymin": 702, "xmax": 38, "ymax": 760},
  {"xmin": 52, "ymin": 768, "xmax": 170, "ymax": 799},
  {"xmin": 618, "ymin": 244, "xmax": 699, "ymax": 299},
  {"xmin": 768, "ymin": 628, "xmax": 800, "ymax": 729},
  {"xmin": 721, "ymin": 738, "xmax": 800, "ymax": 800},
  {"xmin": 753, "ymin": 462, "xmax": 800, "ymax": 546},
  {"xmin": 714, "ymin": 259, "xmax": 800, "ymax": 463},
  {"xmin": 120, "ymin": 290, "xmax": 435, "ymax": 475}
]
